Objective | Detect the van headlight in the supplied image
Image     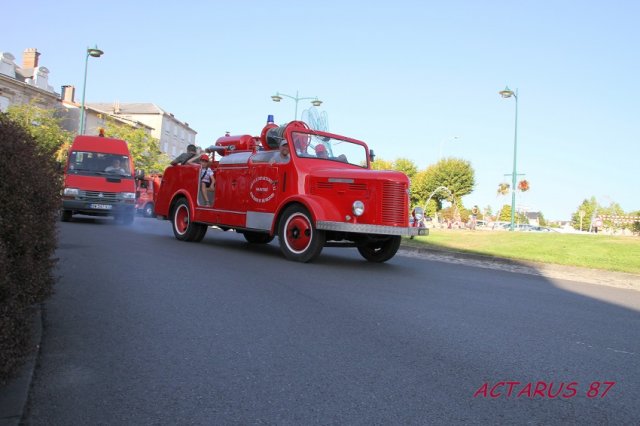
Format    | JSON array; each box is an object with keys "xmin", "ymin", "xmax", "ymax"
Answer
[
  {"xmin": 352, "ymin": 200, "xmax": 365, "ymax": 216},
  {"xmin": 63, "ymin": 187, "xmax": 79, "ymax": 196},
  {"xmin": 121, "ymin": 192, "xmax": 136, "ymax": 200}
]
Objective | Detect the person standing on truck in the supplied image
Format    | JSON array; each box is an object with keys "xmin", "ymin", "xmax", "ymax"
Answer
[
  {"xmin": 170, "ymin": 144, "xmax": 197, "ymax": 166},
  {"xmin": 199, "ymin": 154, "xmax": 214, "ymax": 204}
]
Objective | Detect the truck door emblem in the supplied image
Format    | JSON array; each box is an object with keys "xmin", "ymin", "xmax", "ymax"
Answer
[{"xmin": 250, "ymin": 176, "xmax": 276, "ymax": 203}]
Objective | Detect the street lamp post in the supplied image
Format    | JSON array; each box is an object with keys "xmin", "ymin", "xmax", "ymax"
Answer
[
  {"xmin": 271, "ymin": 90, "xmax": 322, "ymax": 121},
  {"xmin": 499, "ymin": 86, "xmax": 519, "ymax": 231},
  {"xmin": 78, "ymin": 45, "xmax": 104, "ymax": 135}
]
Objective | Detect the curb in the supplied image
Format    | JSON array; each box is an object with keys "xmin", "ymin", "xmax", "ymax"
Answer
[
  {"xmin": 0, "ymin": 305, "xmax": 42, "ymax": 426},
  {"xmin": 398, "ymin": 243, "xmax": 640, "ymax": 292}
]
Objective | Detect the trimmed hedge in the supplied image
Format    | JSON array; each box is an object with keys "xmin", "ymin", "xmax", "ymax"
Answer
[{"xmin": 0, "ymin": 114, "xmax": 60, "ymax": 384}]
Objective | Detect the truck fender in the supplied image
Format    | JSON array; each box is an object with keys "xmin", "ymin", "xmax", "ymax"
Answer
[
  {"xmin": 273, "ymin": 195, "xmax": 341, "ymax": 233},
  {"xmin": 169, "ymin": 189, "xmax": 196, "ymax": 218}
]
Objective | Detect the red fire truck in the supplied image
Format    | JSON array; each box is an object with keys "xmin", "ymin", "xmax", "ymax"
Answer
[
  {"xmin": 135, "ymin": 173, "xmax": 162, "ymax": 217},
  {"xmin": 155, "ymin": 117, "xmax": 427, "ymax": 262}
]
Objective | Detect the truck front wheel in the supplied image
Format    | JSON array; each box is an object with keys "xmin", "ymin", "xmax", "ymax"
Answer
[
  {"xmin": 60, "ymin": 210, "xmax": 72, "ymax": 222},
  {"xmin": 278, "ymin": 205, "xmax": 325, "ymax": 262},
  {"xmin": 172, "ymin": 198, "xmax": 207, "ymax": 242},
  {"xmin": 143, "ymin": 203, "xmax": 155, "ymax": 218},
  {"xmin": 357, "ymin": 236, "xmax": 401, "ymax": 263}
]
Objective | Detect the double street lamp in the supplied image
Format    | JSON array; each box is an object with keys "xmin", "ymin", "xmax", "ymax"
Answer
[
  {"xmin": 499, "ymin": 86, "xmax": 519, "ymax": 231},
  {"xmin": 78, "ymin": 45, "xmax": 104, "ymax": 135},
  {"xmin": 271, "ymin": 90, "xmax": 322, "ymax": 121}
]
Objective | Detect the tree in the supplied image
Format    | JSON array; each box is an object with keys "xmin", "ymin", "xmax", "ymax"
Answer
[
  {"xmin": 538, "ymin": 212, "xmax": 548, "ymax": 227},
  {"xmin": 6, "ymin": 103, "xmax": 73, "ymax": 163},
  {"xmin": 571, "ymin": 197, "xmax": 598, "ymax": 231},
  {"xmin": 370, "ymin": 158, "xmax": 394, "ymax": 171},
  {"xmin": 104, "ymin": 120, "xmax": 170, "ymax": 173},
  {"xmin": 496, "ymin": 204, "xmax": 527, "ymax": 224},
  {"xmin": 392, "ymin": 158, "xmax": 418, "ymax": 180},
  {"xmin": 411, "ymin": 158, "xmax": 475, "ymax": 217}
]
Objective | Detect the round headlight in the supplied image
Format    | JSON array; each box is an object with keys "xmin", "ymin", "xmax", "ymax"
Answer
[{"xmin": 352, "ymin": 200, "xmax": 365, "ymax": 216}]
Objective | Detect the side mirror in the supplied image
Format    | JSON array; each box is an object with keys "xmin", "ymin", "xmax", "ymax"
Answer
[
  {"xmin": 369, "ymin": 149, "xmax": 376, "ymax": 163},
  {"xmin": 135, "ymin": 169, "xmax": 145, "ymax": 179}
]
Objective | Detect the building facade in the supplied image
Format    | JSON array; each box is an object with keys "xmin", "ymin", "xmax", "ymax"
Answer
[
  {"xmin": 0, "ymin": 48, "xmax": 58, "ymax": 111},
  {"xmin": 88, "ymin": 103, "xmax": 197, "ymax": 157}
]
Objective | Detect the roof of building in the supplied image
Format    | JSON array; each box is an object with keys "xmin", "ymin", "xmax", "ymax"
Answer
[{"xmin": 87, "ymin": 102, "xmax": 195, "ymax": 132}]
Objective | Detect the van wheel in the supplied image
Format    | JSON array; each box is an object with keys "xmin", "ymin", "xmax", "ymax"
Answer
[
  {"xmin": 143, "ymin": 203, "xmax": 155, "ymax": 218},
  {"xmin": 172, "ymin": 198, "xmax": 206, "ymax": 242},
  {"xmin": 278, "ymin": 205, "xmax": 324, "ymax": 262},
  {"xmin": 357, "ymin": 236, "xmax": 401, "ymax": 263},
  {"xmin": 61, "ymin": 210, "xmax": 72, "ymax": 222},
  {"xmin": 243, "ymin": 231, "xmax": 274, "ymax": 244}
]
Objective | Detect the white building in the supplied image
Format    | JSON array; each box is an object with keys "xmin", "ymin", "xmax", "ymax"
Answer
[
  {"xmin": 0, "ymin": 48, "xmax": 58, "ymax": 112},
  {"xmin": 88, "ymin": 102, "xmax": 197, "ymax": 157}
]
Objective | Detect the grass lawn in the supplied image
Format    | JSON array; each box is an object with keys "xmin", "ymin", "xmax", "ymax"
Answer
[{"xmin": 403, "ymin": 229, "xmax": 640, "ymax": 274}]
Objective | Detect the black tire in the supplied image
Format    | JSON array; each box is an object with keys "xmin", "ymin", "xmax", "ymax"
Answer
[
  {"xmin": 61, "ymin": 210, "xmax": 72, "ymax": 222},
  {"xmin": 143, "ymin": 203, "xmax": 155, "ymax": 218},
  {"xmin": 243, "ymin": 231, "xmax": 274, "ymax": 244},
  {"xmin": 172, "ymin": 198, "xmax": 207, "ymax": 242},
  {"xmin": 278, "ymin": 205, "xmax": 324, "ymax": 262},
  {"xmin": 357, "ymin": 236, "xmax": 401, "ymax": 263}
]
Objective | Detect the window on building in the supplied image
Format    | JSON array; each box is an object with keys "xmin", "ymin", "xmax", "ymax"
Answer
[{"xmin": 0, "ymin": 96, "xmax": 10, "ymax": 112}]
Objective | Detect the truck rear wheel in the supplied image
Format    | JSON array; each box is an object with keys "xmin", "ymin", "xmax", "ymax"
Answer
[
  {"xmin": 357, "ymin": 236, "xmax": 401, "ymax": 263},
  {"xmin": 172, "ymin": 198, "xmax": 207, "ymax": 242},
  {"xmin": 278, "ymin": 205, "xmax": 325, "ymax": 262}
]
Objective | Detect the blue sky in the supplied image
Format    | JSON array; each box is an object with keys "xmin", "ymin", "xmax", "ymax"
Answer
[{"xmin": 4, "ymin": 0, "xmax": 638, "ymax": 220}]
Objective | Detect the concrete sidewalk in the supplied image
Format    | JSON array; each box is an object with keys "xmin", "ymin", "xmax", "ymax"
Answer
[{"xmin": 0, "ymin": 306, "xmax": 42, "ymax": 426}]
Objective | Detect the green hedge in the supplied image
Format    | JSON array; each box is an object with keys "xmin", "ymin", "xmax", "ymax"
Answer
[{"xmin": 0, "ymin": 114, "xmax": 60, "ymax": 384}]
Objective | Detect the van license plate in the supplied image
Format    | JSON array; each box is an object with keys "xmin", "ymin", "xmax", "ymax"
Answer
[{"xmin": 90, "ymin": 203, "xmax": 112, "ymax": 210}]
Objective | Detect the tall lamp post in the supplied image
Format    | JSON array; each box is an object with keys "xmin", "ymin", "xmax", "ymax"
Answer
[
  {"xmin": 499, "ymin": 86, "xmax": 519, "ymax": 231},
  {"xmin": 78, "ymin": 45, "xmax": 104, "ymax": 135},
  {"xmin": 271, "ymin": 90, "xmax": 322, "ymax": 121}
]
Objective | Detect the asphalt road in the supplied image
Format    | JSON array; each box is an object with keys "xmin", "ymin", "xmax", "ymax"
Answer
[{"xmin": 24, "ymin": 216, "xmax": 640, "ymax": 424}]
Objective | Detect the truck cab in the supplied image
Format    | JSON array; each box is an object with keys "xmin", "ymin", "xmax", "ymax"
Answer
[
  {"xmin": 135, "ymin": 173, "xmax": 162, "ymax": 217},
  {"xmin": 155, "ymin": 118, "xmax": 427, "ymax": 262},
  {"xmin": 61, "ymin": 135, "xmax": 136, "ymax": 224}
]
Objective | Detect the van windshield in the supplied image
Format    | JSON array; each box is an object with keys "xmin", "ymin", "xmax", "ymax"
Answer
[{"xmin": 67, "ymin": 151, "xmax": 132, "ymax": 177}]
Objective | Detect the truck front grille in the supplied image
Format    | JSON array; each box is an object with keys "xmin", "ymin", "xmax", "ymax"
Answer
[
  {"xmin": 80, "ymin": 190, "xmax": 119, "ymax": 203},
  {"xmin": 381, "ymin": 181, "xmax": 408, "ymax": 226}
]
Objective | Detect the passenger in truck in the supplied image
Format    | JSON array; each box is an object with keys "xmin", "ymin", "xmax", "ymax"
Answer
[
  {"xmin": 199, "ymin": 154, "xmax": 214, "ymax": 204},
  {"xmin": 171, "ymin": 144, "xmax": 197, "ymax": 166},
  {"xmin": 314, "ymin": 144, "xmax": 329, "ymax": 159},
  {"xmin": 270, "ymin": 140, "xmax": 290, "ymax": 164}
]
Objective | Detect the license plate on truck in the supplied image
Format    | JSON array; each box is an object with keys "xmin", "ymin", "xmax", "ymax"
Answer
[{"xmin": 90, "ymin": 203, "xmax": 112, "ymax": 210}]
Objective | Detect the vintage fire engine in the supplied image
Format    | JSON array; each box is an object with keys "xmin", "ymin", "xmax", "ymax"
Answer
[{"xmin": 155, "ymin": 117, "xmax": 427, "ymax": 262}]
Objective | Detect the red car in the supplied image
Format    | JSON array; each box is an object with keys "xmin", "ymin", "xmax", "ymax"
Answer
[{"xmin": 155, "ymin": 118, "xmax": 427, "ymax": 262}]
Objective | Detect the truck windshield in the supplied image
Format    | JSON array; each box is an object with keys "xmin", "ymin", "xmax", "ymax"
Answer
[
  {"xmin": 292, "ymin": 132, "xmax": 368, "ymax": 168},
  {"xmin": 67, "ymin": 151, "xmax": 132, "ymax": 177}
]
